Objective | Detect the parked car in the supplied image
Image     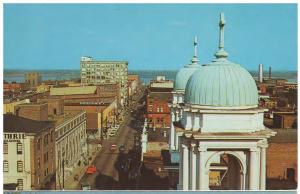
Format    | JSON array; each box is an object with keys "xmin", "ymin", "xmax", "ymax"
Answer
[
  {"xmin": 110, "ymin": 144, "xmax": 117, "ymax": 152},
  {"xmin": 119, "ymin": 144, "xmax": 126, "ymax": 152},
  {"xmin": 86, "ymin": 165, "xmax": 97, "ymax": 174},
  {"xmin": 81, "ymin": 181, "xmax": 91, "ymax": 190}
]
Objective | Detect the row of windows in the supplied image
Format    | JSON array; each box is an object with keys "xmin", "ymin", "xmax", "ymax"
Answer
[
  {"xmin": 57, "ymin": 115, "xmax": 85, "ymax": 138},
  {"xmin": 149, "ymin": 106, "xmax": 164, "ymax": 113},
  {"xmin": 3, "ymin": 160, "xmax": 23, "ymax": 172},
  {"xmin": 3, "ymin": 142, "xmax": 22, "ymax": 154},
  {"xmin": 37, "ymin": 131, "xmax": 54, "ymax": 150},
  {"xmin": 81, "ymin": 64, "xmax": 127, "ymax": 68},
  {"xmin": 149, "ymin": 117, "xmax": 164, "ymax": 123}
]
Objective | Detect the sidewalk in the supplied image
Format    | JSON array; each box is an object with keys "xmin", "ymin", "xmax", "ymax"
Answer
[{"xmin": 63, "ymin": 147, "xmax": 100, "ymax": 190}]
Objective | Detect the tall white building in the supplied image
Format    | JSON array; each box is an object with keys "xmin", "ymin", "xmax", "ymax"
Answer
[
  {"xmin": 175, "ymin": 13, "xmax": 276, "ymax": 190},
  {"xmin": 80, "ymin": 56, "xmax": 128, "ymax": 106}
]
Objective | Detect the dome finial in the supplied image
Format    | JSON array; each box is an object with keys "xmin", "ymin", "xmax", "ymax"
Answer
[
  {"xmin": 194, "ymin": 36, "xmax": 198, "ymax": 57},
  {"xmin": 191, "ymin": 36, "xmax": 199, "ymax": 64},
  {"xmin": 215, "ymin": 12, "xmax": 228, "ymax": 59}
]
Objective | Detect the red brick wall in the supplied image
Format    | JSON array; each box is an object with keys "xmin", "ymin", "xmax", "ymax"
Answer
[
  {"xmin": 267, "ymin": 142, "xmax": 297, "ymax": 181},
  {"xmin": 15, "ymin": 103, "xmax": 48, "ymax": 121},
  {"xmin": 33, "ymin": 127, "xmax": 56, "ymax": 189},
  {"xmin": 146, "ymin": 94, "xmax": 171, "ymax": 128},
  {"xmin": 86, "ymin": 112, "xmax": 99, "ymax": 129}
]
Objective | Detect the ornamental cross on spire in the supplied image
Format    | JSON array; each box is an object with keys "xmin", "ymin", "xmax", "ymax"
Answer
[
  {"xmin": 215, "ymin": 12, "xmax": 229, "ymax": 59},
  {"xmin": 194, "ymin": 36, "xmax": 198, "ymax": 57},
  {"xmin": 219, "ymin": 12, "xmax": 225, "ymax": 49},
  {"xmin": 191, "ymin": 36, "xmax": 199, "ymax": 64}
]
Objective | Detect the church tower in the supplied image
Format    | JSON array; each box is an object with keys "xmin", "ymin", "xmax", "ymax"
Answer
[{"xmin": 176, "ymin": 13, "xmax": 276, "ymax": 190}]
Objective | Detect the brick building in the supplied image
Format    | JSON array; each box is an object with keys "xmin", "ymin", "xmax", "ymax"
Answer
[
  {"xmin": 37, "ymin": 98, "xmax": 64, "ymax": 116},
  {"xmin": 15, "ymin": 102, "xmax": 49, "ymax": 121},
  {"xmin": 64, "ymin": 98, "xmax": 117, "ymax": 139},
  {"xmin": 146, "ymin": 87, "xmax": 172, "ymax": 129},
  {"xmin": 267, "ymin": 129, "xmax": 297, "ymax": 189},
  {"xmin": 4, "ymin": 114, "xmax": 55, "ymax": 190},
  {"xmin": 49, "ymin": 84, "xmax": 120, "ymax": 104}
]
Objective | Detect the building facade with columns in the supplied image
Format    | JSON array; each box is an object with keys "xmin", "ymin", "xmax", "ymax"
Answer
[{"xmin": 175, "ymin": 13, "xmax": 276, "ymax": 190}]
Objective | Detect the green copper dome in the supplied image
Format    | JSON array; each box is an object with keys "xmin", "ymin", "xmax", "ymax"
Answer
[
  {"xmin": 185, "ymin": 59, "xmax": 258, "ymax": 107},
  {"xmin": 174, "ymin": 37, "xmax": 201, "ymax": 91},
  {"xmin": 184, "ymin": 13, "xmax": 258, "ymax": 108},
  {"xmin": 174, "ymin": 64, "xmax": 201, "ymax": 91}
]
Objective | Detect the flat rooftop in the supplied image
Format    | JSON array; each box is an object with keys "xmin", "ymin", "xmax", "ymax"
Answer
[
  {"xmin": 48, "ymin": 109, "xmax": 85, "ymax": 126},
  {"xmin": 4, "ymin": 114, "xmax": 53, "ymax": 134}
]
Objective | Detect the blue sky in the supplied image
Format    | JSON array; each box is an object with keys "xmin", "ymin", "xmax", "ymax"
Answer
[{"xmin": 4, "ymin": 4, "xmax": 297, "ymax": 71}]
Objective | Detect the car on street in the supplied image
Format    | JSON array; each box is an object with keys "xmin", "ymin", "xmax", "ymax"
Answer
[
  {"xmin": 110, "ymin": 144, "xmax": 117, "ymax": 152},
  {"xmin": 81, "ymin": 181, "xmax": 91, "ymax": 190},
  {"xmin": 86, "ymin": 165, "xmax": 97, "ymax": 174},
  {"xmin": 119, "ymin": 144, "xmax": 126, "ymax": 152}
]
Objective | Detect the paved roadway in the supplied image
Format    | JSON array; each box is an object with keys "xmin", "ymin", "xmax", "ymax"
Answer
[{"xmin": 80, "ymin": 88, "xmax": 145, "ymax": 190}]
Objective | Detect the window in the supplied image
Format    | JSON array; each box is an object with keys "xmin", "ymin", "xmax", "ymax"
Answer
[
  {"xmin": 44, "ymin": 152, "xmax": 48, "ymax": 164},
  {"xmin": 157, "ymin": 107, "xmax": 160, "ymax": 112},
  {"xmin": 37, "ymin": 157, "xmax": 40, "ymax": 169},
  {"xmin": 17, "ymin": 143, "xmax": 22, "ymax": 154},
  {"xmin": 50, "ymin": 132, "xmax": 53, "ymax": 142},
  {"xmin": 3, "ymin": 143, "xmax": 8, "ymax": 154},
  {"xmin": 3, "ymin": 160, "xmax": 8, "ymax": 172},
  {"xmin": 17, "ymin": 161, "xmax": 23, "ymax": 172},
  {"xmin": 44, "ymin": 134, "xmax": 48, "ymax": 146},
  {"xmin": 37, "ymin": 138, "xmax": 41, "ymax": 150},
  {"xmin": 17, "ymin": 179, "xmax": 23, "ymax": 190}
]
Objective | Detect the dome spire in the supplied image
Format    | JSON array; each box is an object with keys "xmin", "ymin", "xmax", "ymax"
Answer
[
  {"xmin": 191, "ymin": 36, "xmax": 199, "ymax": 64},
  {"xmin": 215, "ymin": 12, "xmax": 228, "ymax": 59}
]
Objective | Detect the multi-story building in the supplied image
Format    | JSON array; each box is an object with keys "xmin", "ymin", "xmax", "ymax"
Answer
[
  {"xmin": 3, "ymin": 114, "xmax": 55, "ymax": 190},
  {"xmin": 64, "ymin": 98, "xmax": 118, "ymax": 139},
  {"xmin": 3, "ymin": 99, "xmax": 30, "ymax": 114},
  {"xmin": 51, "ymin": 110, "xmax": 88, "ymax": 189},
  {"xmin": 25, "ymin": 72, "xmax": 41, "ymax": 87},
  {"xmin": 128, "ymin": 74, "xmax": 140, "ymax": 97},
  {"xmin": 146, "ymin": 76, "xmax": 173, "ymax": 129},
  {"xmin": 49, "ymin": 84, "xmax": 120, "ymax": 105},
  {"xmin": 80, "ymin": 56, "xmax": 128, "ymax": 105},
  {"xmin": 15, "ymin": 102, "xmax": 49, "ymax": 121}
]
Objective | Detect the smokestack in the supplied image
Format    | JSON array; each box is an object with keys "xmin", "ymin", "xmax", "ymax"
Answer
[
  {"xmin": 269, "ymin": 66, "xmax": 272, "ymax": 80},
  {"xmin": 259, "ymin": 64, "xmax": 263, "ymax": 83}
]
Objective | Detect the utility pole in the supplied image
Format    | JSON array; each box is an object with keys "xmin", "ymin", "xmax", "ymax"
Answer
[{"xmin": 62, "ymin": 159, "xmax": 65, "ymax": 190}]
